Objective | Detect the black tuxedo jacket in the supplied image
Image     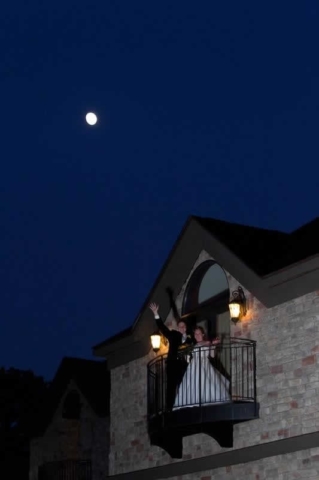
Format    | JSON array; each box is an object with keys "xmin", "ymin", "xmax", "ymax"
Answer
[{"xmin": 155, "ymin": 316, "xmax": 193, "ymax": 362}]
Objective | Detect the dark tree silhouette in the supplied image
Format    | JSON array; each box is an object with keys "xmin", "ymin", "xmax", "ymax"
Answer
[{"xmin": 0, "ymin": 367, "xmax": 49, "ymax": 479}]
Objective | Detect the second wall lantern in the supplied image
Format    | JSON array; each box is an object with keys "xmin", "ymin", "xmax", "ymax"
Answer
[{"xmin": 229, "ymin": 286, "xmax": 247, "ymax": 324}]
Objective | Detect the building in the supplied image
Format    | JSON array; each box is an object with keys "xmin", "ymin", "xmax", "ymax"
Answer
[
  {"xmin": 29, "ymin": 357, "xmax": 110, "ymax": 480},
  {"xmin": 94, "ymin": 215, "xmax": 319, "ymax": 479}
]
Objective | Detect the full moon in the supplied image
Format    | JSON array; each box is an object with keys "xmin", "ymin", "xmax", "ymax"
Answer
[{"xmin": 85, "ymin": 112, "xmax": 98, "ymax": 125}]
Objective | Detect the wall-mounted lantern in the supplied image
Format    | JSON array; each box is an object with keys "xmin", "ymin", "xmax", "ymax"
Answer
[
  {"xmin": 150, "ymin": 333, "xmax": 161, "ymax": 353},
  {"xmin": 229, "ymin": 286, "xmax": 247, "ymax": 324}
]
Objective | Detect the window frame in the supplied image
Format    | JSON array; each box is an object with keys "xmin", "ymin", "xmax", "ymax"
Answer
[{"xmin": 181, "ymin": 260, "xmax": 229, "ymax": 339}]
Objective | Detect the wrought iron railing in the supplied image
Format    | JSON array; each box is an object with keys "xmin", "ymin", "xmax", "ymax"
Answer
[
  {"xmin": 38, "ymin": 459, "xmax": 92, "ymax": 480},
  {"xmin": 147, "ymin": 337, "xmax": 257, "ymax": 417}
]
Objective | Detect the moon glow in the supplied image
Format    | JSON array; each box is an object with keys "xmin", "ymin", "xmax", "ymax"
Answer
[{"xmin": 85, "ymin": 112, "xmax": 98, "ymax": 125}]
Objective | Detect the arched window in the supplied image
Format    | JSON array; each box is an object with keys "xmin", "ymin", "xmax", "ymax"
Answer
[
  {"xmin": 182, "ymin": 260, "xmax": 229, "ymax": 339},
  {"xmin": 62, "ymin": 390, "xmax": 81, "ymax": 419}
]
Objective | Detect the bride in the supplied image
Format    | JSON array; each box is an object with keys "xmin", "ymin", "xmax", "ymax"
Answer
[{"xmin": 173, "ymin": 326, "xmax": 230, "ymax": 408}]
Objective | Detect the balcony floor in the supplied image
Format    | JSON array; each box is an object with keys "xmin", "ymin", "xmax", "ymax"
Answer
[{"xmin": 149, "ymin": 400, "xmax": 260, "ymax": 458}]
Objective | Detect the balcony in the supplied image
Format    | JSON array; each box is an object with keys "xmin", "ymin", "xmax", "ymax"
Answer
[{"xmin": 147, "ymin": 337, "xmax": 259, "ymax": 458}]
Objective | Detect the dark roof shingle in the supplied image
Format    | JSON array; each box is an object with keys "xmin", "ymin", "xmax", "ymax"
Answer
[{"xmin": 193, "ymin": 216, "xmax": 289, "ymax": 275}]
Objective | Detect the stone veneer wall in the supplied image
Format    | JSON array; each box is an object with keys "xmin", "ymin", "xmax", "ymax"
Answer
[
  {"xmin": 109, "ymin": 250, "xmax": 319, "ymax": 476},
  {"xmin": 29, "ymin": 380, "xmax": 109, "ymax": 480}
]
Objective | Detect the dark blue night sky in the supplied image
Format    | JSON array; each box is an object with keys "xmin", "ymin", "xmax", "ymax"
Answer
[{"xmin": 1, "ymin": 1, "xmax": 319, "ymax": 379}]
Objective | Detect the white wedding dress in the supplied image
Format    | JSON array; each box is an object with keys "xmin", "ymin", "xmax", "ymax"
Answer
[{"xmin": 173, "ymin": 345, "xmax": 230, "ymax": 409}]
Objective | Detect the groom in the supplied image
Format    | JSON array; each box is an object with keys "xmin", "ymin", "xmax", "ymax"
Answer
[{"xmin": 149, "ymin": 302, "xmax": 194, "ymax": 411}]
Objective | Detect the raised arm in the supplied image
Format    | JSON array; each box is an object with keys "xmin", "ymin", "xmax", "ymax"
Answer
[
  {"xmin": 149, "ymin": 303, "xmax": 172, "ymax": 339},
  {"xmin": 166, "ymin": 287, "xmax": 181, "ymax": 322}
]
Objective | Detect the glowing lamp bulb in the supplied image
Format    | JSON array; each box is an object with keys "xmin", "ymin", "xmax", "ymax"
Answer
[
  {"xmin": 229, "ymin": 302, "xmax": 241, "ymax": 320},
  {"xmin": 151, "ymin": 334, "xmax": 161, "ymax": 352}
]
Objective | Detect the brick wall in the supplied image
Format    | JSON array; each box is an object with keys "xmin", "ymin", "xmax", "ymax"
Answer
[
  {"xmin": 29, "ymin": 380, "xmax": 109, "ymax": 480},
  {"xmin": 109, "ymin": 251, "xmax": 319, "ymax": 476}
]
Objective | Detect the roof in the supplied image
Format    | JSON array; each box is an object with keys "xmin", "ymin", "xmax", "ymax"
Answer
[
  {"xmin": 193, "ymin": 216, "xmax": 289, "ymax": 276},
  {"xmin": 93, "ymin": 326, "xmax": 132, "ymax": 350},
  {"xmin": 93, "ymin": 215, "xmax": 319, "ymax": 367},
  {"xmin": 282, "ymin": 217, "xmax": 319, "ymax": 268},
  {"xmin": 34, "ymin": 357, "xmax": 109, "ymax": 436},
  {"xmin": 195, "ymin": 216, "xmax": 319, "ymax": 275}
]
